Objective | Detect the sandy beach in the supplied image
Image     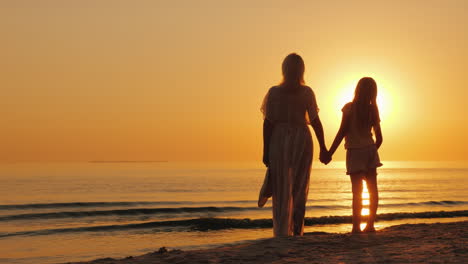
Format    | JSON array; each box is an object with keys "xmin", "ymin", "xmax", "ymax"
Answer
[{"xmin": 66, "ymin": 221, "xmax": 467, "ymax": 264}]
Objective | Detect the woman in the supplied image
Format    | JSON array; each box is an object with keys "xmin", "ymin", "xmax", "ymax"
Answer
[{"xmin": 261, "ymin": 53, "xmax": 329, "ymax": 236}]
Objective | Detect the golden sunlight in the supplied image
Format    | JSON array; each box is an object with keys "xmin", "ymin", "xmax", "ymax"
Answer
[
  {"xmin": 334, "ymin": 78, "xmax": 393, "ymax": 125},
  {"xmin": 361, "ymin": 208, "xmax": 370, "ymax": 216},
  {"xmin": 361, "ymin": 181, "xmax": 370, "ymax": 216}
]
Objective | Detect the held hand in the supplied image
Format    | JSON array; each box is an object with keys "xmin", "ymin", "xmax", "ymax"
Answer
[
  {"xmin": 319, "ymin": 150, "xmax": 332, "ymax": 165},
  {"xmin": 325, "ymin": 151, "xmax": 332, "ymax": 164}
]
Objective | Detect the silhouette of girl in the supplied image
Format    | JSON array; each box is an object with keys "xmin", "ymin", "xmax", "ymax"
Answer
[
  {"xmin": 328, "ymin": 77, "xmax": 383, "ymax": 233},
  {"xmin": 261, "ymin": 53, "xmax": 329, "ymax": 236}
]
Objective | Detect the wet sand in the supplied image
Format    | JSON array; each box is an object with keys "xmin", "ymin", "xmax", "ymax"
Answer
[{"xmin": 67, "ymin": 221, "xmax": 467, "ymax": 264}]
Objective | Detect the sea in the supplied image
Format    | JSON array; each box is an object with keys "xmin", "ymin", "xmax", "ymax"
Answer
[{"xmin": 0, "ymin": 161, "xmax": 467, "ymax": 264}]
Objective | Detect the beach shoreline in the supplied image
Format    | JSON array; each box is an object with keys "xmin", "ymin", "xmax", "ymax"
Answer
[{"xmin": 66, "ymin": 220, "xmax": 467, "ymax": 264}]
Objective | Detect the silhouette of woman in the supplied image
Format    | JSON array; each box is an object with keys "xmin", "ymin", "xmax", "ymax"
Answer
[
  {"xmin": 261, "ymin": 53, "xmax": 329, "ymax": 236},
  {"xmin": 328, "ymin": 77, "xmax": 383, "ymax": 233}
]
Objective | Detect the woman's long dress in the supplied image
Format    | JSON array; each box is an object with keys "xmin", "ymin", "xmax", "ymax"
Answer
[{"xmin": 261, "ymin": 85, "xmax": 319, "ymax": 236}]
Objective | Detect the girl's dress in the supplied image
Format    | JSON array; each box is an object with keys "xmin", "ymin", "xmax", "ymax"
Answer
[
  {"xmin": 261, "ymin": 85, "xmax": 318, "ymax": 236},
  {"xmin": 342, "ymin": 102, "xmax": 383, "ymax": 175}
]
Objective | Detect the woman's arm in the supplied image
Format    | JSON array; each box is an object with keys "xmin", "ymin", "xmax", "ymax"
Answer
[
  {"xmin": 329, "ymin": 112, "xmax": 350, "ymax": 156},
  {"xmin": 310, "ymin": 116, "xmax": 327, "ymax": 151},
  {"xmin": 263, "ymin": 119, "xmax": 274, "ymax": 167},
  {"xmin": 310, "ymin": 116, "xmax": 330, "ymax": 164}
]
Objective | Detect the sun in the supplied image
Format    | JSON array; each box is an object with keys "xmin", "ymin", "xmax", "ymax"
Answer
[
  {"xmin": 321, "ymin": 72, "xmax": 400, "ymax": 131},
  {"xmin": 334, "ymin": 78, "xmax": 391, "ymax": 123}
]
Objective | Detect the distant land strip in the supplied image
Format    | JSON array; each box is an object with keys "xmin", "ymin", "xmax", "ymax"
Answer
[{"xmin": 89, "ymin": 160, "xmax": 168, "ymax": 163}]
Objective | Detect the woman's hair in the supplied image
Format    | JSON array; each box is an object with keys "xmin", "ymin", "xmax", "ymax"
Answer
[
  {"xmin": 352, "ymin": 77, "xmax": 378, "ymax": 129},
  {"xmin": 280, "ymin": 53, "xmax": 305, "ymax": 90}
]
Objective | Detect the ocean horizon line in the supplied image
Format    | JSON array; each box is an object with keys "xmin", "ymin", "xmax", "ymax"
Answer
[
  {"xmin": 1, "ymin": 160, "xmax": 467, "ymax": 165},
  {"xmin": 88, "ymin": 160, "xmax": 169, "ymax": 163}
]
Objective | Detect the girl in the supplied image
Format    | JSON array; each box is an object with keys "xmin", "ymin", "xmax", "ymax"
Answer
[
  {"xmin": 328, "ymin": 77, "xmax": 383, "ymax": 233},
  {"xmin": 261, "ymin": 53, "xmax": 329, "ymax": 236}
]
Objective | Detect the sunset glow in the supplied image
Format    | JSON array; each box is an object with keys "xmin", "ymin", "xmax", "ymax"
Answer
[
  {"xmin": 1, "ymin": 1, "xmax": 467, "ymax": 163},
  {"xmin": 1, "ymin": 2, "xmax": 467, "ymax": 263},
  {"xmin": 332, "ymin": 75, "xmax": 395, "ymax": 126}
]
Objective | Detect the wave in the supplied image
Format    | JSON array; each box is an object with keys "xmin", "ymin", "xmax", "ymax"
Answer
[
  {"xmin": 4, "ymin": 199, "xmax": 461, "ymax": 211},
  {"xmin": 1, "ymin": 210, "xmax": 466, "ymax": 238},
  {"xmin": 0, "ymin": 201, "xmax": 193, "ymax": 210},
  {"xmin": 0, "ymin": 199, "xmax": 340, "ymax": 211},
  {"xmin": 0, "ymin": 206, "xmax": 259, "ymax": 221},
  {"xmin": 0, "ymin": 205, "xmax": 349, "ymax": 221},
  {"xmin": 1, "ymin": 201, "xmax": 467, "ymax": 221},
  {"xmin": 383, "ymin": 200, "xmax": 468, "ymax": 207}
]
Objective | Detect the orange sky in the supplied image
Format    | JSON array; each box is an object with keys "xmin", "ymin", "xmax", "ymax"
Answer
[{"xmin": 1, "ymin": 1, "xmax": 467, "ymax": 162}]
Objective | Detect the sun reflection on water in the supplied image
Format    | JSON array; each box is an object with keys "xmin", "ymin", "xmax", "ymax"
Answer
[
  {"xmin": 360, "ymin": 181, "xmax": 370, "ymax": 230},
  {"xmin": 362, "ymin": 181, "xmax": 369, "ymax": 216}
]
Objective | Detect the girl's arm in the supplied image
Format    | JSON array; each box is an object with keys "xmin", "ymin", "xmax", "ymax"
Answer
[
  {"xmin": 329, "ymin": 111, "xmax": 350, "ymax": 156},
  {"xmin": 373, "ymin": 105, "xmax": 383, "ymax": 149},
  {"xmin": 263, "ymin": 119, "xmax": 274, "ymax": 167},
  {"xmin": 373, "ymin": 123, "xmax": 383, "ymax": 149}
]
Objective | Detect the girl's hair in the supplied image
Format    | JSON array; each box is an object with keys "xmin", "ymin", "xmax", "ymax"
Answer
[
  {"xmin": 280, "ymin": 53, "xmax": 305, "ymax": 90},
  {"xmin": 352, "ymin": 77, "xmax": 378, "ymax": 129}
]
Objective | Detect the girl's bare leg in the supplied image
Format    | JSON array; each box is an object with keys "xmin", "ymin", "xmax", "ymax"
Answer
[
  {"xmin": 350, "ymin": 173, "xmax": 364, "ymax": 233},
  {"xmin": 364, "ymin": 170, "xmax": 379, "ymax": 232}
]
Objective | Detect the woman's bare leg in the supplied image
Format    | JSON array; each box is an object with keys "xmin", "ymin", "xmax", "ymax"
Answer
[
  {"xmin": 350, "ymin": 173, "xmax": 364, "ymax": 233},
  {"xmin": 364, "ymin": 170, "xmax": 378, "ymax": 232}
]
